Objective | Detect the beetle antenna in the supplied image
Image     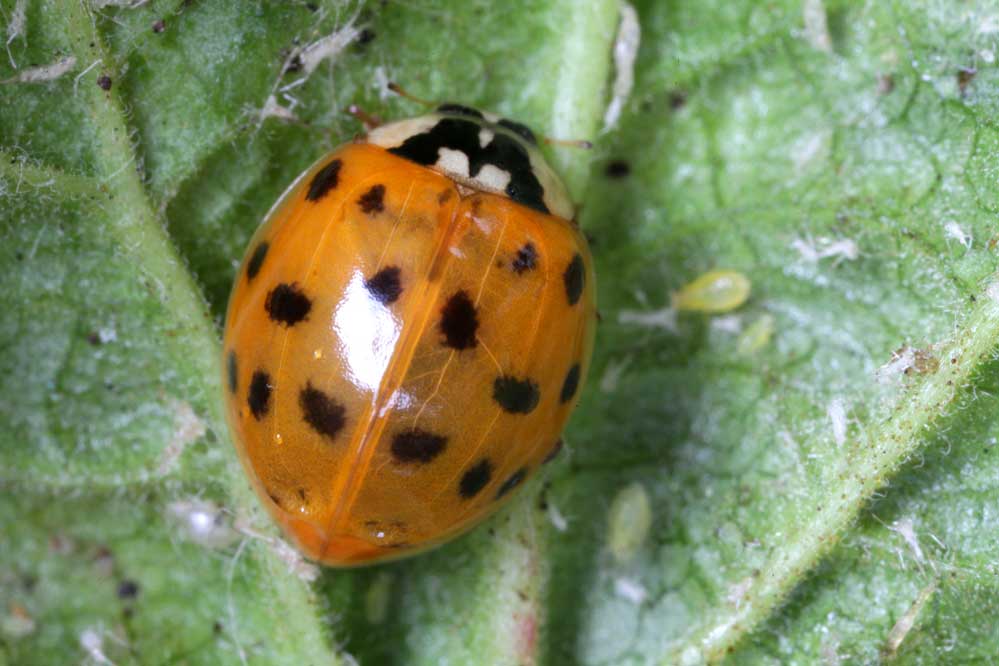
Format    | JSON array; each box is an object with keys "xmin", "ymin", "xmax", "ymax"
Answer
[
  {"xmin": 545, "ymin": 137, "xmax": 594, "ymax": 149},
  {"xmin": 387, "ymin": 82, "xmax": 435, "ymax": 107}
]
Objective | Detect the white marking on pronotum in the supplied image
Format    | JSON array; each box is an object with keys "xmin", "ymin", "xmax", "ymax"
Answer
[
  {"xmin": 475, "ymin": 163, "xmax": 512, "ymax": 191},
  {"xmin": 478, "ymin": 128, "xmax": 495, "ymax": 148},
  {"xmin": 1, "ymin": 55, "xmax": 76, "ymax": 84},
  {"xmin": 827, "ymin": 398, "xmax": 847, "ymax": 446},
  {"xmin": 603, "ymin": 1, "xmax": 640, "ymax": 131},
  {"xmin": 436, "ymin": 147, "xmax": 471, "ymax": 178}
]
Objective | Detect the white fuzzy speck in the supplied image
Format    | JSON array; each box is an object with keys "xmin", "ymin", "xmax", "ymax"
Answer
[
  {"xmin": 944, "ymin": 221, "xmax": 972, "ymax": 249},
  {"xmin": 599, "ymin": 356, "xmax": 631, "ymax": 393},
  {"xmin": 1, "ymin": 56, "xmax": 76, "ymax": 84},
  {"xmin": 298, "ymin": 21, "xmax": 361, "ymax": 76},
  {"xmin": 613, "ymin": 577, "xmax": 647, "ymax": 605},
  {"xmin": 547, "ymin": 500, "xmax": 569, "ymax": 532},
  {"xmin": 987, "ymin": 281, "xmax": 999, "ymax": 304},
  {"xmin": 726, "ymin": 576, "xmax": 754, "ymax": 609},
  {"xmin": 156, "ymin": 400, "xmax": 206, "ymax": 475},
  {"xmin": 710, "ymin": 314, "xmax": 742, "ymax": 334},
  {"xmin": 618, "ymin": 306, "xmax": 677, "ymax": 332},
  {"xmin": 876, "ymin": 346, "xmax": 915, "ymax": 384},
  {"xmin": 167, "ymin": 499, "xmax": 238, "ymax": 549},
  {"xmin": 827, "ymin": 398, "xmax": 847, "ymax": 446},
  {"xmin": 890, "ymin": 516, "xmax": 925, "ymax": 564},
  {"xmin": 885, "ymin": 581, "xmax": 937, "ymax": 655},
  {"xmin": 80, "ymin": 627, "xmax": 115, "ymax": 665},
  {"xmin": 5, "ymin": 0, "xmax": 26, "ymax": 69},
  {"xmin": 791, "ymin": 236, "xmax": 859, "ymax": 264},
  {"xmin": 802, "ymin": 0, "xmax": 832, "ymax": 52},
  {"xmin": 602, "ymin": 2, "xmax": 640, "ymax": 131}
]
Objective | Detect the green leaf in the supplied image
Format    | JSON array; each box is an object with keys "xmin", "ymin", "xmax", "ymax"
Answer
[{"xmin": 3, "ymin": 1, "xmax": 999, "ymax": 664}]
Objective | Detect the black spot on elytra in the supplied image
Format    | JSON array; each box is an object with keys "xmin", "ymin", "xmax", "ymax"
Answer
[
  {"xmin": 437, "ymin": 103, "xmax": 484, "ymax": 118},
  {"xmin": 511, "ymin": 242, "xmax": 538, "ymax": 274},
  {"xmin": 496, "ymin": 467, "xmax": 528, "ymax": 499},
  {"xmin": 299, "ymin": 382, "xmax": 346, "ymax": 441},
  {"xmin": 542, "ymin": 438, "xmax": 563, "ymax": 464},
  {"xmin": 560, "ymin": 363, "xmax": 581, "ymax": 403},
  {"xmin": 357, "ymin": 184, "xmax": 386, "ymax": 214},
  {"xmin": 248, "ymin": 370, "xmax": 272, "ymax": 419},
  {"xmin": 117, "ymin": 580, "xmax": 140, "ymax": 600},
  {"xmin": 388, "ymin": 118, "xmax": 549, "ymax": 214},
  {"xmin": 605, "ymin": 160, "xmax": 630, "ymax": 178},
  {"xmin": 246, "ymin": 242, "xmax": 269, "ymax": 280},
  {"xmin": 563, "ymin": 253, "xmax": 585, "ymax": 306},
  {"xmin": 498, "ymin": 118, "xmax": 537, "ymax": 145},
  {"xmin": 440, "ymin": 290, "xmax": 478, "ymax": 350},
  {"xmin": 226, "ymin": 350, "xmax": 238, "ymax": 394},
  {"xmin": 493, "ymin": 375, "xmax": 540, "ymax": 414},
  {"xmin": 459, "ymin": 459, "xmax": 493, "ymax": 498},
  {"xmin": 265, "ymin": 283, "xmax": 311, "ymax": 326},
  {"xmin": 305, "ymin": 159, "xmax": 342, "ymax": 202},
  {"xmin": 391, "ymin": 428, "xmax": 447, "ymax": 464},
  {"xmin": 365, "ymin": 266, "xmax": 403, "ymax": 304}
]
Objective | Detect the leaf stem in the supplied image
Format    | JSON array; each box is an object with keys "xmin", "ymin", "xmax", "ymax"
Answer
[{"xmin": 664, "ymin": 275, "xmax": 999, "ymax": 664}]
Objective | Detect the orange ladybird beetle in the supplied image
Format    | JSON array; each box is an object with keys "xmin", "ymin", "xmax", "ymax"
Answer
[{"xmin": 222, "ymin": 99, "xmax": 596, "ymax": 566}]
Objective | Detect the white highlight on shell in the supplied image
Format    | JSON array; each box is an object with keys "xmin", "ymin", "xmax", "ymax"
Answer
[{"xmin": 603, "ymin": 1, "xmax": 640, "ymax": 131}]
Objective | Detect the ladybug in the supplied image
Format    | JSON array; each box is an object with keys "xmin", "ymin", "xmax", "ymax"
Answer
[{"xmin": 222, "ymin": 100, "xmax": 596, "ymax": 566}]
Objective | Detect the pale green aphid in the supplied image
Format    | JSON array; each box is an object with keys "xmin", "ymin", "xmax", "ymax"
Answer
[
  {"xmin": 737, "ymin": 314, "xmax": 775, "ymax": 355},
  {"xmin": 607, "ymin": 481, "xmax": 652, "ymax": 564},
  {"xmin": 672, "ymin": 270, "xmax": 751, "ymax": 313}
]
